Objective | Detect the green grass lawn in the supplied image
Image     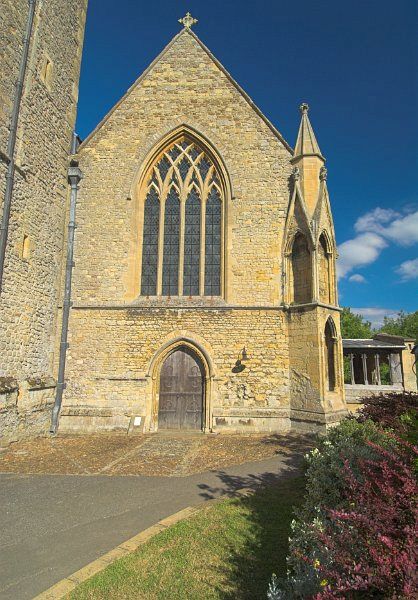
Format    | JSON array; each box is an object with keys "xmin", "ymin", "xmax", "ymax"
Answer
[{"xmin": 69, "ymin": 476, "xmax": 305, "ymax": 600}]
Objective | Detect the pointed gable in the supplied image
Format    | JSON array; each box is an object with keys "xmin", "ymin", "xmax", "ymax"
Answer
[{"xmin": 80, "ymin": 28, "xmax": 292, "ymax": 153}]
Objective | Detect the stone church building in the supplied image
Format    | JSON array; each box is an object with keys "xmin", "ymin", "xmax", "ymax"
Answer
[{"xmin": 1, "ymin": 6, "xmax": 347, "ymax": 442}]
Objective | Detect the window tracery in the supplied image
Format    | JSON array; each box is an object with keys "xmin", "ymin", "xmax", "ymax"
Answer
[{"xmin": 140, "ymin": 136, "xmax": 223, "ymax": 297}]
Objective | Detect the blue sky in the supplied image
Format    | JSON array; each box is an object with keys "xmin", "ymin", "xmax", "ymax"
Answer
[{"xmin": 76, "ymin": 0, "xmax": 417, "ymax": 327}]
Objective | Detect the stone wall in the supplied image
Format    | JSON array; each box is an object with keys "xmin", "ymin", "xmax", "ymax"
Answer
[
  {"xmin": 0, "ymin": 0, "xmax": 88, "ymax": 445},
  {"xmin": 288, "ymin": 305, "xmax": 346, "ymax": 430},
  {"xmin": 344, "ymin": 383, "xmax": 404, "ymax": 413},
  {"xmin": 72, "ymin": 29, "xmax": 293, "ymax": 307},
  {"xmin": 60, "ymin": 307, "xmax": 291, "ymax": 433}
]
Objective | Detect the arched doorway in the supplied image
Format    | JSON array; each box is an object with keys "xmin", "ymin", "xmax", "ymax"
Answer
[{"xmin": 158, "ymin": 346, "xmax": 204, "ymax": 430}]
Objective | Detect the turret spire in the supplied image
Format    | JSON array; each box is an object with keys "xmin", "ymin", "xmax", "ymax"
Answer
[
  {"xmin": 291, "ymin": 103, "xmax": 325, "ymax": 216},
  {"xmin": 294, "ymin": 103, "xmax": 324, "ymax": 160}
]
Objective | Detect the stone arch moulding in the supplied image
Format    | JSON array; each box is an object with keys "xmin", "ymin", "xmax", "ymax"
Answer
[
  {"xmin": 325, "ymin": 315, "xmax": 338, "ymax": 338},
  {"xmin": 146, "ymin": 334, "xmax": 215, "ymax": 433},
  {"xmin": 324, "ymin": 316, "xmax": 338, "ymax": 394},
  {"xmin": 318, "ymin": 230, "xmax": 335, "ymax": 305},
  {"xmin": 125, "ymin": 125, "xmax": 234, "ymax": 302},
  {"xmin": 284, "ymin": 228, "xmax": 314, "ymax": 305}
]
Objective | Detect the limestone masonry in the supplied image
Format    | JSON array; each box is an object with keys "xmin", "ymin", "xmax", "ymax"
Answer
[
  {"xmin": 1, "ymin": 6, "xmax": 362, "ymax": 442},
  {"xmin": 0, "ymin": 0, "xmax": 87, "ymax": 443},
  {"xmin": 59, "ymin": 25, "xmax": 347, "ymax": 435}
]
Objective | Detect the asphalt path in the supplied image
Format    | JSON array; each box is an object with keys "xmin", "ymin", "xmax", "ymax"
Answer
[{"xmin": 0, "ymin": 452, "xmax": 300, "ymax": 600}]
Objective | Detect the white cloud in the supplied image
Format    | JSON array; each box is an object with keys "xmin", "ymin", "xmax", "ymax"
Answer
[
  {"xmin": 348, "ymin": 273, "xmax": 367, "ymax": 283},
  {"xmin": 351, "ymin": 307, "xmax": 399, "ymax": 329},
  {"xmin": 396, "ymin": 257, "xmax": 418, "ymax": 281},
  {"xmin": 337, "ymin": 232, "xmax": 387, "ymax": 279},
  {"xmin": 355, "ymin": 208, "xmax": 418, "ymax": 246},
  {"xmin": 337, "ymin": 206, "xmax": 418, "ymax": 279}
]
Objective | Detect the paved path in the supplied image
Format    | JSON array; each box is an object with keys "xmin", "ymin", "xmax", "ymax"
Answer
[{"xmin": 0, "ymin": 452, "xmax": 301, "ymax": 600}]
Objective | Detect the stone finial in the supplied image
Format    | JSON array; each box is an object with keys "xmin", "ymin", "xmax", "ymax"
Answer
[
  {"xmin": 319, "ymin": 166, "xmax": 328, "ymax": 181},
  {"xmin": 178, "ymin": 12, "xmax": 198, "ymax": 29},
  {"xmin": 294, "ymin": 102, "xmax": 323, "ymax": 160},
  {"xmin": 292, "ymin": 166, "xmax": 300, "ymax": 181}
]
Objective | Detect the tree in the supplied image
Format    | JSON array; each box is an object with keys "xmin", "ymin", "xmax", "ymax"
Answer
[
  {"xmin": 379, "ymin": 310, "xmax": 418, "ymax": 343},
  {"xmin": 340, "ymin": 307, "xmax": 372, "ymax": 339}
]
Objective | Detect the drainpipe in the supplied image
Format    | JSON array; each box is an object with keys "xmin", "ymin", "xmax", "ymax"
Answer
[
  {"xmin": 0, "ymin": 0, "xmax": 37, "ymax": 295},
  {"xmin": 50, "ymin": 154, "xmax": 82, "ymax": 433}
]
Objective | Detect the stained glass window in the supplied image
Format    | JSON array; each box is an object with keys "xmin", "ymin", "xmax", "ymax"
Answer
[
  {"xmin": 141, "ymin": 188, "xmax": 160, "ymax": 296},
  {"xmin": 184, "ymin": 189, "xmax": 201, "ymax": 296},
  {"xmin": 205, "ymin": 188, "xmax": 221, "ymax": 296},
  {"xmin": 141, "ymin": 136, "xmax": 223, "ymax": 297},
  {"xmin": 162, "ymin": 188, "xmax": 180, "ymax": 296}
]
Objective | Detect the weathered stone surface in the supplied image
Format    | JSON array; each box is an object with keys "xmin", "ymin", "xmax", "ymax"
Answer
[
  {"xmin": 0, "ymin": 0, "xmax": 87, "ymax": 443},
  {"xmin": 59, "ymin": 28, "xmax": 346, "ymax": 434}
]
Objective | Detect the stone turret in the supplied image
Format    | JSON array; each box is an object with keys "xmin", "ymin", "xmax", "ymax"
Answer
[{"xmin": 291, "ymin": 103, "xmax": 325, "ymax": 216}]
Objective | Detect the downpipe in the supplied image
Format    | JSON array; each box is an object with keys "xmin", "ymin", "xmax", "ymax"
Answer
[
  {"xmin": 0, "ymin": 0, "xmax": 37, "ymax": 295},
  {"xmin": 50, "ymin": 156, "xmax": 82, "ymax": 433}
]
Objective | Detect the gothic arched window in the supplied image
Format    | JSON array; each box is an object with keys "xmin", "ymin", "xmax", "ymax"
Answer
[{"xmin": 140, "ymin": 136, "xmax": 223, "ymax": 297}]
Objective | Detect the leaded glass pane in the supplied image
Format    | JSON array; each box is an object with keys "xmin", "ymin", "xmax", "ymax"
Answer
[
  {"xmin": 141, "ymin": 188, "xmax": 160, "ymax": 296},
  {"xmin": 184, "ymin": 189, "xmax": 201, "ymax": 296},
  {"xmin": 205, "ymin": 188, "xmax": 221, "ymax": 296},
  {"xmin": 168, "ymin": 145, "xmax": 181, "ymax": 161},
  {"xmin": 188, "ymin": 145, "xmax": 200, "ymax": 161},
  {"xmin": 162, "ymin": 189, "xmax": 180, "ymax": 296},
  {"xmin": 150, "ymin": 170, "xmax": 159, "ymax": 186},
  {"xmin": 198, "ymin": 157, "xmax": 211, "ymax": 181},
  {"xmin": 178, "ymin": 157, "xmax": 191, "ymax": 181},
  {"xmin": 157, "ymin": 155, "xmax": 171, "ymax": 180}
]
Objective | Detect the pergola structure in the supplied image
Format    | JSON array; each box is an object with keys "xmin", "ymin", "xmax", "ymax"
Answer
[
  {"xmin": 343, "ymin": 337, "xmax": 404, "ymax": 386},
  {"xmin": 343, "ymin": 334, "xmax": 417, "ymax": 410}
]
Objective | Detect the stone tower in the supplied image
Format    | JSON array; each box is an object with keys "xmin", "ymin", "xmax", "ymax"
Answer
[
  {"xmin": 284, "ymin": 103, "xmax": 346, "ymax": 430},
  {"xmin": 0, "ymin": 0, "xmax": 88, "ymax": 444}
]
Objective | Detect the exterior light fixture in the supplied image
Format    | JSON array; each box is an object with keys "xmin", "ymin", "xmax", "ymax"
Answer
[{"xmin": 233, "ymin": 347, "xmax": 249, "ymax": 373}]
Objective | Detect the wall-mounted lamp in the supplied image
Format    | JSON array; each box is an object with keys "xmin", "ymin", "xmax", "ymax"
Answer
[
  {"xmin": 233, "ymin": 347, "xmax": 249, "ymax": 373},
  {"xmin": 241, "ymin": 347, "xmax": 249, "ymax": 362}
]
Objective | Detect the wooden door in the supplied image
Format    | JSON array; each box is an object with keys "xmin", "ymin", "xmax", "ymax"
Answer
[{"xmin": 159, "ymin": 348, "xmax": 204, "ymax": 430}]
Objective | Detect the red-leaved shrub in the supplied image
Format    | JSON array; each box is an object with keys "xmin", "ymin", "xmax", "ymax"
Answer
[
  {"xmin": 356, "ymin": 392, "xmax": 417, "ymax": 440},
  {"xmin": 312, "ymin": 438, "xmax": 418, "ymax": 599}
]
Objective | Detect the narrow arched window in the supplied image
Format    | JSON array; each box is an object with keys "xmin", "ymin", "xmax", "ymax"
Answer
[
  {"xmin": 184, "ymin": 188, "xmax": 201, "ymax": 296},
  {"xmin": 291, "ymin": 232, "xmax": 312, "ymax": 303},
  {"xmin": 141, "ymin": 188, "xmax": 160, "ymax": 296},
  {"xmin": 140, "ymin": 136, "xmax": 224, "ymax": 297},
  {"xmin": 205, "ymin": 187, "xmax": 221, "ymax": 296},
  {"xmin": 318, "ymin": 233, "xmax": 331, "ymax": 304},
  {"xmin": 325, "ymin": 318, "xmax": 336, "ymax": 391},
  {"xmin": 162, "ymin": 188, "xmax": 180, "ymax": 296}
]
